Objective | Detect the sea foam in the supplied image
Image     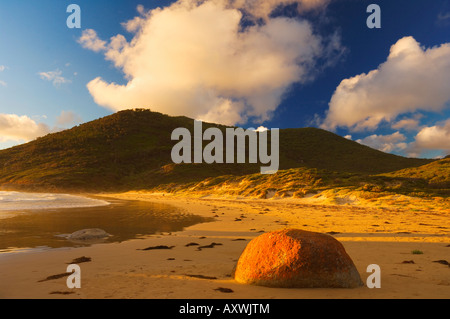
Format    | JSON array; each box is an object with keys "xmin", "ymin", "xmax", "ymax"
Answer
[{"xmin": 0, "ymin": 191, "xmax": 109, "ymax": 213}]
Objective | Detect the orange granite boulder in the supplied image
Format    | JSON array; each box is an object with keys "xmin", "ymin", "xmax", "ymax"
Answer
[{"xmin": 233, "ymin": 229, "xmax": 363, "ymax": 288}]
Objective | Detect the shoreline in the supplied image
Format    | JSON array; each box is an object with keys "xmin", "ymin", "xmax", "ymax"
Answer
[
  {"xmin": 0, "ymin": 191, "xmax": 110, "ymax": 217},
  {"xmin": 0, "ymin": 192, "xmax": 449, "ymax": 299},
  {"xmin": 0, "ymin": 194, "xmax": 208, "ymax": 254}
]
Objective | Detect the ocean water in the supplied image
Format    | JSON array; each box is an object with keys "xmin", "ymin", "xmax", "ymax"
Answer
[
  {"xmin": 0, "ymin": 191, "xmax": 109, "ymax": 214},
  {"xmin": 0, "ymin": 192, "xmax": 209, "ymax": 254}
]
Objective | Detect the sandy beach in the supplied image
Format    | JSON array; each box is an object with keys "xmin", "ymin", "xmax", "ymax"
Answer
[{"xmin": 0, "ymin": 192, "xmax": 449, "ymax": 299}]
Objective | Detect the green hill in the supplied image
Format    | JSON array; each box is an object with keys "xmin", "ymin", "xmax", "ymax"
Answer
[
  {"xmin": 0, "ymin": 109, "xmax": 432, "ymax": 192},
  {"xmin": 278, "ymin": 128, "xmax": 429, "ymax": 174}
]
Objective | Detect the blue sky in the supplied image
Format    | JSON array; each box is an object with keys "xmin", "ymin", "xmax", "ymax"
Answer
[{"xmin": 0, "ymin": 0, "xmax": 449, "ymax": 158}]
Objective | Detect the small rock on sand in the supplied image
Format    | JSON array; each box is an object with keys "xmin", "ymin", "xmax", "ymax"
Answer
[{"xmin": 67, "ymin": 229, "xmax": 111, "ymax": 241}]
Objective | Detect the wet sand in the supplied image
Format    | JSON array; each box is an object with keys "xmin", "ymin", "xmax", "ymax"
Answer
[
  {"xmin": 0, "ymin": 192, "xmax": 449, "ymax": 299},
  {"xmin": 0, "ymin": 197, "xmax": 207, "ymax": 253}
]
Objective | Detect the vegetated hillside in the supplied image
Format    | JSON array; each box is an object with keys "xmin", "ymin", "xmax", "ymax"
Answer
[
  {"xmin": 0, "ymin": 109, "xmax": 432, "ymax": 192},
  {"xmin": 278, "ymin": 128, "xmax": 429, "ymax": 174},
  {"xmin": 381, "ymin": 158, "xmax": 450, "ymax": 189}
]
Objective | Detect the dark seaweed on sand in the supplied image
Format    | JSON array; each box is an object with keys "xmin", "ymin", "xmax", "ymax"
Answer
[
  {"xmin": 185, "ymin": 274, "xmax": 217, "ymax": 280},
  {"xmin": 197, "ymin": 242, "xmax": 223, "ymax": 251},
  {"xmin": 67, "ymin": 256, "xmax": 92, "ymax": 264},
  {"xmin": 38, "ymin": 273, "xmax": 71, "ymax": 282},
  {"xmin": 138, "ymin": 245, "xmax": 175, "ymax": 251}
]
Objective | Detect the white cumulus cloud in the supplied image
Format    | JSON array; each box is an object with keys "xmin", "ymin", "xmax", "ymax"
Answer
[
  {"xmin": 407, "ymin": 119, "xmax": 450, "ymax": 157},
  {"xmin": 0, "ymin": 114, "xmax": 51, "ymax": 143},
  {"xmin": 80, "ymin": 0, "xmax": 342, "ymax": 125},
  {"xmin": 322, "ymin": 36, "xmax": 450, "ymax": 131},
  {"xmin": 357, "ymin": 131, "xmax": 407, "ymax": 153},
  {"xmin": 391, "ymin": 118, "xmax": 421, "ymax": 131},
  {"xmin": 78, "ymin": 29, "xmax": 107, "ymax": 52}
]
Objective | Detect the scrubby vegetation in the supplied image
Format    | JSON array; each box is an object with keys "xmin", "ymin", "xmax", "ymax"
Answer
[
  {"xmin": 381, "ymin": 159, "xmax": 450, "ymax": 190},
  {"xmin": 151, "ymin": 164, "xmax": 450, "ymax": 199}
]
